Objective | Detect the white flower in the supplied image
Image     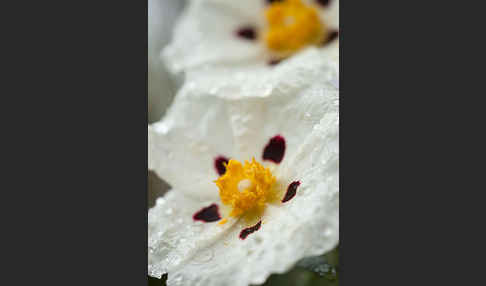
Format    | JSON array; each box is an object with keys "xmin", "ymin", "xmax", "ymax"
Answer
[
  {"xmin": 148, "ymin": 47, "xmax": 339, "ymax": 286},
  {"xmin": 162, "ymin": 0, "xmax": 339, "ymax": 75},
  {"xmin": 148, "ymin": 0, "xmax": 185, "ymax": 122}
]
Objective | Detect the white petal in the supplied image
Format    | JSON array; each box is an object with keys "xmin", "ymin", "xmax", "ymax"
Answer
[
  {"xmin": 278, "ymin": 112, "xmax": 339, "ymax": 199},
  {"xmin": 149, "ymin": 195, "xmax": 338, "ymax": 286},
  {"xmin": 149, "ymin": 47, "xmax": 338, "ymax": 195},
  {"xmin": 149, "ymin": 124, "xmax": 339, "ymax": 286},
  {"xmin": 184, "ymin": 47, "xmax": 339, "ymax": 165},
  {"xmin": 148, "ymin": 190, "xmax": 237, "ymax": 278},
  {"xmin": 148, "ymin": 57, "xmax": 339, "ymax": 286},
  {"xmin": 148, "ymin": 0, "xmax": 184, "ymax": 122},
  {"xmin": 148, "ymin": 87, "xmax": 235, "ymax": 199},
  {"xmin": 319, "ymin": 0, "xmax": 339, "ymax": 30},
  {"xmin": 163, "ymin": 0, "xmax": 266, "ymax": 74}
]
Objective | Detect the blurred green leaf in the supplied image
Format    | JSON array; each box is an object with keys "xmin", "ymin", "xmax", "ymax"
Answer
[{"xmin": 148, "ymin": 274, "xmax": 167, "ymax": 286}]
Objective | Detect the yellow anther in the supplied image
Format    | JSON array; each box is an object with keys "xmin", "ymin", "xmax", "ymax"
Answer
[
  {"xmin": 264, "ymin": 0, "xmax": 327, "ymax": 56},
  {"xmin": 214, "ymin": 158, "xmax": 277, "ymax": 220},
  {"xmin": 218, "ymin": 218, "xmax": 228, "ymax": 225}
]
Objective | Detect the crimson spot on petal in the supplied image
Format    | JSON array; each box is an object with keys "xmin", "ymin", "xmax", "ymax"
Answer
[
  {"xmin": 266, "ymin": 0, "xmax": 284, "ymax": 4},
  {"xmin": 236, "ymin": 26, "xmax": 257, "ymax": 40},
  {"xmin": 320, "ymin": 30, "xmax": 339, "ymax": 46},
  {"xmin": 239, "ymin": 221, "xmax": 262, "ymax": 240},
  {"xmin": 268, "ymin": 58, "xmax": 283, "ymax": 66},
  {"xmin": 282, "ymin": 181, "xmax": 301, "ymax": 203},
  {"xmin": 214, "ymin": 156, "xmax": 229, "ymax": 176},
  {"xmin": 316, "ymin": 0, "xmax": 331, "ymax": 7},
  {"xmin": 262, "ymin": 135, "xmax": 286, "ymax": 164},
  {"xmin": 193, "ymin": 204, "xmax": 221, "ymax": 223}
]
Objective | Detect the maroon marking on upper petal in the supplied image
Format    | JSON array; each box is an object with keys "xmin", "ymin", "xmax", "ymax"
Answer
[
  {"xmin": 239, "ymin": 220, "xmax": 262, "ymax": 240},
  {"xmin": 236, "ymin": 26, "xmax": 257, "ymax": 40},
  {"xmin": 214, "ymin": 156, "xmax": 229, "ymax": 176},
  {"xmin": 320, "ymin": 30, "xmax": 339, "ymax": 46},
  {"xmin": 193, "ymin": 204, "xmax": 221, "ymax": 223},
  {"xmin": 266, "ymin": 0, "xmax": 284, "ymax": 4},
  {"xmin": 316, "ymin": 0, "xmax": 331, "ymax": 7},
  {"xmin": 282, "ymin": 181, "xmax": 301, "ymax": 203},
  {"xmin": 268, "ymin": 58, "xmax": 283, "ymax": 66},
  {"xmin": 262, "ymin": 135, "xmax": 286, "ymax": 164}
]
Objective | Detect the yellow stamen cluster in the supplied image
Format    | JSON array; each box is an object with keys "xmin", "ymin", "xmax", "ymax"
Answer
[
  {"xmin": 264, "ymin": 0, "xmax": 326, "ymax": 56},
  {"xmin": 214, "ymin": 158, "xmax": 277, "ymax": 221}
]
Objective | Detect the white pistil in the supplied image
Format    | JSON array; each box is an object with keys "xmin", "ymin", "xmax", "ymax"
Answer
[
  {"xmin": 238, "ymin": 179, "xmax": 252, "ymax": 192},
  {"xmin": 284, "ymin": 16, "xmax": 295, "ymax": 26}
]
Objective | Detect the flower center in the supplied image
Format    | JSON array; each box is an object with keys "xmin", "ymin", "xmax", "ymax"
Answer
[
  {"xmin": 214, "ymin": 158, "xmax": 277, "ymax": 220},
  {"xmin": 264, "ymin": 0, "xmax": 326, "ymax": 56}
]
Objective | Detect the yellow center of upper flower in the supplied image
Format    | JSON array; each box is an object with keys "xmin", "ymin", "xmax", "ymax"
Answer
[
  {"xmin": 264, "ymin": 0, "xmax": 326, "ymax": 56},
  {"xmin": 214, "ymin": 158, "xmax": 277, "ymax": 222}
]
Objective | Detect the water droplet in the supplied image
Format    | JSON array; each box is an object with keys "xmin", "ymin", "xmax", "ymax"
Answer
[
  {"xmin": 262, "ymin": 85, "xmax": 273, "ymax": 96},
  {"xmin": 191, "ymin": 249, "xmax": 213, "ymax": 264},
  {"xmin": 187, "ymin": 82, "xmax": 196, "ymax": 90},
  {"xmin": 254, "ymin": 236, "xmax": 263, "ymax": 244},
  {"xmin": 209, "ymin": 87, "xmax": 219, "ymax": 94},
  {"xmin": 170, "ymin": 273, "xmax": 184, "ymax": 286},
  {"xmin": 324, "ymin": 228, "xmax": 332, "ymax": 237}
]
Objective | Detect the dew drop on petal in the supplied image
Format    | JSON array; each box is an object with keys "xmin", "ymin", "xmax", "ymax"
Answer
[
  {"xmin": 214, "ymin": 156, "xmax": 229, "ymax": 176},
  {"xmin": 262, "ymin": 135, "xmax": 286, "ymax": 164},
  {"xmin": 171, "ymin": 273, "xmax": 184, "ymax": 286},
  {"xmin": 282, "ymin": 181, "xmax": 301, "ymax": 203},
  {"xmin": 191, "ymin": 249, "xmax": 214, "ymax": 264},
  {"xmin": 239, "ymin": 220, "xmax": 262, "ymax": 240},
  {"xmin": 193, "ymin": 204, "xmax": 221, "ymax": 223},
  {"xmin": 324, "ymin": 228, "xmax": 333, "ymax": 237}
]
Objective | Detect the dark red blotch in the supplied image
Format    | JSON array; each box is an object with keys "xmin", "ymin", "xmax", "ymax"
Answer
[
  {"xmin": 320, "ymin": 30, "xmax": 339, "ymax": 46},
  {"xmin": 282, "ymin": 181, "xmax": 301, "ymax": 203},
  {"xmin": 266, "ymin": 0, "xmax": 284, "ymax": 3},
  {"xmin": 236, "ymin": 26, "xmax": 257, "ymax": 40},
  {"xmin": 268, "ymin": 58, "xmax": 283, "ymax": 66},
  {"xmin": 239, "ymin": 221, "xmax": 262, "ymax": 240},
  {"xmin": 316, "ymin": 0, "xmax": 331, "ymax": 6},
  {"xmin": 193, "ymin": 204, "xmax": 221, "ymax": 223},
  {"xmin": 214, "ymin": 156, "xmax": 229, "ymax": 176},
  {"xmin": 262, "ymin": 135, "xmax": 286, "ymax": 164}
]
